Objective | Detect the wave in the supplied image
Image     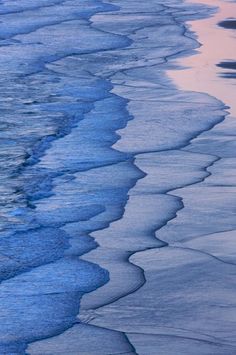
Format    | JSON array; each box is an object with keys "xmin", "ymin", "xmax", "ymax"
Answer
[{"xmin": 0, "ymin": 0, "xmax": 234, "ymax": 354}]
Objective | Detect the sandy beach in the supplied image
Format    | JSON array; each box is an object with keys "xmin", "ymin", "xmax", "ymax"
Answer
[
  {"xmin": 0, "ymin": 0, "xmax": 235, "ymax": 354},
  {"xmin": 169, "ymin": 0, "xmax": 236, "ymax": 116},
  {"xmin": 29, "ymin": 0, "xmax": 236, "ymax": 354}
]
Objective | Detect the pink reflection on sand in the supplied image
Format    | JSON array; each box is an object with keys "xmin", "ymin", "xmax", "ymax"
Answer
[{"xmin": 168, "ymin": 0, "xmax": 236, "ymax": 116}]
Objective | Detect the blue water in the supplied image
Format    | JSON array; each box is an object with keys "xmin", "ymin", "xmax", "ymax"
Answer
[
  {"xmin": 0, "ymin": 0, "xmax": 141, "ymax": 352},
  {"xmin": 0, "ymin": 0, "xmax": 234, "ymax": 354}
]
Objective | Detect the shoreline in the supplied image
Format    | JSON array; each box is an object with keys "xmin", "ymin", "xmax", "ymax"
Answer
[{"xmin": 27, "ymin": 0, "xmax": 236, "ymax": 354}]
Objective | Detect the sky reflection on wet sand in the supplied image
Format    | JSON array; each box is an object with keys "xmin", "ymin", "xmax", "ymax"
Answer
[{"xmin": 168, "ymin": 0, "xmax": 236, "ymax": 116}]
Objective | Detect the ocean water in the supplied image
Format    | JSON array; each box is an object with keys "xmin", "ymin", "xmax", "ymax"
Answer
[{"xmin": 0, "ymin": 0, "xmax": 235, "ymax": 354}]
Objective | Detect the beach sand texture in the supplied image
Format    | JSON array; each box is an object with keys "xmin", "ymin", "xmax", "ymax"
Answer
[{"xmin": 0, "ymin": 0, "xmax": 234, "ymax": 354}]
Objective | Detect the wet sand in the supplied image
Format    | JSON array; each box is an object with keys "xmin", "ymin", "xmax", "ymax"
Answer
[
  {"xmin": 168, "ymin": 0, "xmax": 236, "ymax": 116},
  {"xmin": 2, "ymin": 0, "xmax": 233, "ymax": 353}
]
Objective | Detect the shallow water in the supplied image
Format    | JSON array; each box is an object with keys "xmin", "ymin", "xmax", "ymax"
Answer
[{"xmin": 0, "ymin": 0, "xmax": 235, "ymax": 354}]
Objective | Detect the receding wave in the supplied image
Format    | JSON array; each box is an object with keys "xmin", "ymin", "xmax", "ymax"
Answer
[{"xmin": 0, "ymin": 0, "xmax": 234, "ymax": 354}]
